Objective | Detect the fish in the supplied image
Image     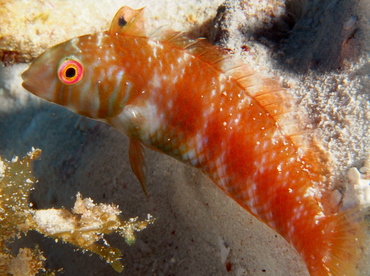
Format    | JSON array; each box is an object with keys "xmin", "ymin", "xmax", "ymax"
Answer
[{"xmin": 21, "ymin": 6, "xmax": 365, "ymax": 275}]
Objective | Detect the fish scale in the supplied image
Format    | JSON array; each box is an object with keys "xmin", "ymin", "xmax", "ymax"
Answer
[{"xmin": 22, "ymin": 6, "xmax": 365, "ymax": 275}]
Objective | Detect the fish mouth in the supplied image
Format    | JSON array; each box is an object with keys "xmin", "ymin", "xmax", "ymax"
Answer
[
  {"xmin": 21, "ymin": 81, "xmax": 33, "ymax": 94},
  {"xmin": 21, "ymin": 70, "xmax": 30, "ymax": 89},
  {"xmin": 21, "ymin": 71, "xmax": 29, "ymax": 88},
  {"xmin": 21, "ymin": 69, "xmax": 35, "ymax": 94},
  {"xmin": 21, "ymin": 66, "xmax": 31, "ymax": 82},
  {"xmin": 21, "ymin": 67, "xmax": 49, "ymax": 97},
  {"xmin": 21, "ymin": 69, "xmax": 27, "ymax": 82}
]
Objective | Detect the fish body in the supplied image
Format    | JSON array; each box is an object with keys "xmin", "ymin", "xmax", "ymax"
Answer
[{"xmin": 22, "ymin": 6, "xmax": 364, "ymax": 275}]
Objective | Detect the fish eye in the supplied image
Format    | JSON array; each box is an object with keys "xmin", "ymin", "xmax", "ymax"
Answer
[{"xmin": 57, "ymin": 57, "xmax": 84, "ymax": 85}]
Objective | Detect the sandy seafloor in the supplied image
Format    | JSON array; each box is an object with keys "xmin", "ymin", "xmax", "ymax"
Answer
[{"xmin": 1, "ymin": 0, "xmax": 370, "ymax": 275}]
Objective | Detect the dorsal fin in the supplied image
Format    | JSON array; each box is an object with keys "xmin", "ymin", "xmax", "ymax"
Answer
[
  {"xmin": 109, "ymin": 6, "xmax": 147, "ymax": 36},
  {"xmin": 149, "ymin": 30, "xmax": 297, "ymax": 136},
  {"xmin": 148, "ymin": 28, "xmax": 329, "ymax": 176}
]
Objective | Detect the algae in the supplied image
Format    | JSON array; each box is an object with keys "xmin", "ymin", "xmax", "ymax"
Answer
[{"xmin": 0, "ymin": 148, "xmax": 155, "ymax": 275}]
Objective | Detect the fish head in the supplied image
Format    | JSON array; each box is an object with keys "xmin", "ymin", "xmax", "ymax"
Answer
[
  {"xmin": 22, "ymin": 41, "xmax": 71, "ymax": 102},
  {"xmin": 22, "ymin": 32, "xmax": 132, "ymax": 119}
]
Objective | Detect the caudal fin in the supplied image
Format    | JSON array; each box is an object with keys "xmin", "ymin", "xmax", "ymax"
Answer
[{"xmin": 306, "ymin": 207, "xmax": 367, "ymax": 276}]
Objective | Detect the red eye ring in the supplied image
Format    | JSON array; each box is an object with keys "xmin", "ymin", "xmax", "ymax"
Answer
[{"xmin": 57, "ymin": 57, "xmax": 84, "ymax": 85}]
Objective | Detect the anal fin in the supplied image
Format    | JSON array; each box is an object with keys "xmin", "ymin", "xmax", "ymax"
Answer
[{"xmin": 129, "ymin": 138, "xmax": 148, "ymax": 196}]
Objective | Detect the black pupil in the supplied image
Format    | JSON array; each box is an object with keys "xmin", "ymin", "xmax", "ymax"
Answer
[
  {"xmin": 65, "ymin": 67, "xmax": 76, "ymax": 78},
  {"xmin": 118, "ymin": 16, "xmax": 127, "ymax": 27}
]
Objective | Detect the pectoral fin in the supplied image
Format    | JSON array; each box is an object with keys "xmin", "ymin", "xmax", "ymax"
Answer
[{"xmin": 129, "ymin": 138, "xmax": 147, "ymax": 196}]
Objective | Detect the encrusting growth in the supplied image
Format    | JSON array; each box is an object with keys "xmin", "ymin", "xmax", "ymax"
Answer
[{"xmin": 0, "ymin": 148, "xmax": 155, "ymax": 274}]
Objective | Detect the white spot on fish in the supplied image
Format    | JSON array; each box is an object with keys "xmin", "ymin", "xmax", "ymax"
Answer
[
  {"xmin": 97, "ymin": 32, "xmax": 104, "ymax": 47},
  {"xmin": 151, "ymin": 72, "xmax": 162, "ymax": 88},
  {"xmin": 70, "ymin": 37, "xmax": 81, "ymax": 52}
]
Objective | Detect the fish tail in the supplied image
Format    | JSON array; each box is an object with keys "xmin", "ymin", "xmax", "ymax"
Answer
[{"xmin": 306, "ymin": 207, "xmax": 367, "ymax": 275}]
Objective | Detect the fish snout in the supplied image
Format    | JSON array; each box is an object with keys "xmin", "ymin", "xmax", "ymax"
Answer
[
  {"xmin": 21, "ymin": 61, "xmax": 57, "ymax": 102},
  {"xmin": 21, "ymin": 69, "xmax": 34, "ymax": 92}
]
